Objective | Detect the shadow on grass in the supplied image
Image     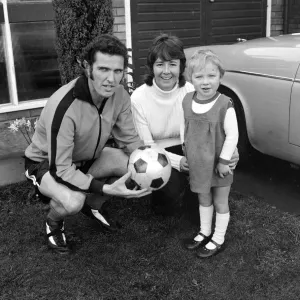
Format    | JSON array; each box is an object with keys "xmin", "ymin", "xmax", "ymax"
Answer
[{"xmin": 0, "ymin": 181, "xmax": 300, "ymax": 300}]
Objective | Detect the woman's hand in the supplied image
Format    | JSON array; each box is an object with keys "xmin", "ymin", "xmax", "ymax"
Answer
[
  {"xmin": 180, "ymin": 157, "xmax": 189, "ymax": 173},
  {"xmin": 215, "ymin": 162, "xmax": 233, "ymax": 178},
  {"xmin": 102, "ymin": 172, "xmax": 151, "ymax": 198},
  {"xmin": 229, "ymin": 147, "xmax": 239, "ymax": 170}
]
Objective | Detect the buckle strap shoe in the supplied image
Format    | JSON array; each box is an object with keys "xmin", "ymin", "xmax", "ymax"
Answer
[
  {"xmin": 46, "ymin": 219, "xmax": 70, "ymax": 254},
  {"xmin": 81, "ymin": 202, "xmax": 120, "ymax": 232},
  {"xmin": 184, "ymin": 232, "xmax": 212, "ymax": 250},
  {"xmin": 196, "ymin": 239, "xmax": 225, "ymax": 258}
]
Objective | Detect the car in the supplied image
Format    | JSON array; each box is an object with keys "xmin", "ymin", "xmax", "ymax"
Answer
[{"xmin": 184, "ymin": 33, "xmax": 300, "ymax": 165}]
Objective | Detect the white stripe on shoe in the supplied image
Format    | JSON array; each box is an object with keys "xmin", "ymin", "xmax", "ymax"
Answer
[
  {"xmin": 46, "ymin": 222, "xmax": 66, "ymax": 245},
  {"xmin": 91, "ymin": 209, "xmax": 110, "ymax": 226}
]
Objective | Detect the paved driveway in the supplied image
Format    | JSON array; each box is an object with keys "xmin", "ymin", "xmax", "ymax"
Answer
[{"xmin": 232, "ymin": 151, "xmax": 300, "ymax": 216}]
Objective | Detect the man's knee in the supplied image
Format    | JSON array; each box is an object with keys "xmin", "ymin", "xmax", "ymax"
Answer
[
  {"xmin": 39, "ymin": 172, "xmax": 86, "ymax": 215},
  {"xmin": 108, "ymin": 148, "xmax": 128, "ymax": 176},
  {"xmin": 88, "ymin": 147, "xmax": 129, "ymax": 178},
  {"xmin": 50, "ymin": 190, "xmax": 86, "ymax": 215}
]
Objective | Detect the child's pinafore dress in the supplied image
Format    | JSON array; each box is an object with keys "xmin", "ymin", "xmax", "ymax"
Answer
[{"xmin": 182, "ymin": 92, "xmax": 233, "ymax": 193}]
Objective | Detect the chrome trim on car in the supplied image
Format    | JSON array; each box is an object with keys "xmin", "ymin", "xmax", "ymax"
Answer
[{"xmin": 227, "ymin": 70, "xmax": 294, "ymax": 82}]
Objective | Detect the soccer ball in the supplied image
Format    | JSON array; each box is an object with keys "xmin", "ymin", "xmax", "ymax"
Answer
[{"xmin": 128, "ymin": 145, "xmax": 172, "ymax": 191}]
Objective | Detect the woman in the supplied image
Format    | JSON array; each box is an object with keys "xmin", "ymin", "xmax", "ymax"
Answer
[{"xmin": 131, "ymin": 33, "xmax": 238, "ymax": 215}]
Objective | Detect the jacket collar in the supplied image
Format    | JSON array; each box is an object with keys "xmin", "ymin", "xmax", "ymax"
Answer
[{"xmin": 73, "ymin": 75, "xmax": 94, "ymax": 105}]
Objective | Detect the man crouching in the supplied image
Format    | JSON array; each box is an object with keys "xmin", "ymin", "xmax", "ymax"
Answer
[{"xmin": 24, "ymin": 34, "xmax": 150, "ymax": 254}]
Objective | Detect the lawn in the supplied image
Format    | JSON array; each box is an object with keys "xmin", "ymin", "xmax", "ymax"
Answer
[{"xmin": 0, "ymin": 181, "xmax": 300, "ymax": 300}]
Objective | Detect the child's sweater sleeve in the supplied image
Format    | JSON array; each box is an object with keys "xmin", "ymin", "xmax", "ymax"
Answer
[{"xmin": 219, "ymin": 107, "xmax": 239, "ymax": 164}]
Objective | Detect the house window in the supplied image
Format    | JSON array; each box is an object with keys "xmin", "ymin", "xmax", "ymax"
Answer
[
  {"xmin": 11, "ymin": 21, "xmax": 60, "ymax": 102},
  {"xmin": 0, "ymin": 0, "xmax": 60, "ymax": 113}
]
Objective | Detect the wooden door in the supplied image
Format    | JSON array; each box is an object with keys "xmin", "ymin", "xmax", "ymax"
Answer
[
  {"xmin": 206, "ymin": 0, "xmax": 267, "ymax": 44},
  {"xmin": 130, "ymin": 0, "xmax": 207, "ymax": 84},
  {"xmin": 287, "ymin": 0, "xmax": 300, "ymax": 34},
  {"xmin": 130, "ymin": 0, "xmax": 267, "ymax": 85}
]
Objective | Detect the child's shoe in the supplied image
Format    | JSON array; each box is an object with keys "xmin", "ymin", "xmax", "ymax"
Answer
[
  {"xmin": 196, "ymin": 239, "xmax": 225, "ymax": 258},
  {"xmin": 184, "ymin": 232, "xmax": 212, "ymax": 250}
]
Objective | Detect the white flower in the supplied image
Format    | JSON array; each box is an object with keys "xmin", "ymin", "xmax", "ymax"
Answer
[
  {"xmin": 19, "ymin": 117, "xmax": 26, "ymax": 127},
  {"xmin": 8, "ymin": 122, "xmax": 19, "ymax": 132},
  {"xmin": 13, "ymin": 119, "xmax": 21, "ymax": 128},
  {"xmin": 7, "ymin": 117, "xmax": 38, "ymax": 145},
  {"xmin": 26, "ymin": 119, "xmax": 32, "ymax": 131},
  {"xmin": 34, "ymin": 118, "xmax": 39, "ymax": 130}
]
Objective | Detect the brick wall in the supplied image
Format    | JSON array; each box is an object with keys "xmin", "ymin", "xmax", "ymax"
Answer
[
  {"xmin": 112, "ymin": 0, "xmax": 126, "ymax": 44},
  {"xmin": 271, "ymin": 0, "xmax": 300, "ymax": 36},
  {"xmin": 271, "ymin": 0, "xmax": 284, "ymax": 36}
]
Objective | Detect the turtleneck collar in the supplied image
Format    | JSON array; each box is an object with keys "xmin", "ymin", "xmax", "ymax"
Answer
[{"xmin": 151, "ymin": 78, "xmax": 179, "ymax": 100}]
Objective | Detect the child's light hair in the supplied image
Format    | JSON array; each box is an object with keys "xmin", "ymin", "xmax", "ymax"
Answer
[{"xmin": 186, "ymin": 49, "xmax": 225, "ymax": 81}]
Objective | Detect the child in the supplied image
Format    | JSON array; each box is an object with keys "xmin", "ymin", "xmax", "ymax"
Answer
[{"xmin": 181, "ymin": 49, "xmax": 239, "ymax": 258}]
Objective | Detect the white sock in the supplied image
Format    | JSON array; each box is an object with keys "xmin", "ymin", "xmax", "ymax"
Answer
[
  {"xmin": 206, "ymin": 212, "xmax": 230, "ymax": 250},
  {"xmin": 194, "ymin": 205, "xmax": 214, "ymax": 242}
]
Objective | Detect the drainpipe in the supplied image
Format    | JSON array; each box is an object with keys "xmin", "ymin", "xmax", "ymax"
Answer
[
  {"xmin": 266, "ymin": 0, "xmax": 271, "ymax": 37},
  {"xmin": 283, "ymin": 0, "xmax": 289, "ymax": 34},
  {"xmin": 124, "ymin": 0, "xmax": 133, "ymax": 85}
]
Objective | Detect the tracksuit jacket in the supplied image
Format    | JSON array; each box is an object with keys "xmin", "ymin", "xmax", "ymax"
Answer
[{"xmin": 25, "ymin": 75, "xmax": 142, "ymax": 192}]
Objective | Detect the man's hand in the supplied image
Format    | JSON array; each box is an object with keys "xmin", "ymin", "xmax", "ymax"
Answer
[
  {"xmin": 229, "ymin": 147, "xmax": 239, "ymax": 170},
  {"xmin": 102, "ymin": 171, "xmax": 151, "ymax": 198},
  {"xmin": 215, "ymin": 162, "xmax": 233, "ymax": 178},
  {"xmin": 180, "ymin": 156, "xmax": 189, "ymax": 173}
]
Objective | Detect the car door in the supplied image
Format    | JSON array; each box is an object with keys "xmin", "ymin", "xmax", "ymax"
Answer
[{"xmin": 289, "ymin": 64, "xmax": 300, "ymax": 147}]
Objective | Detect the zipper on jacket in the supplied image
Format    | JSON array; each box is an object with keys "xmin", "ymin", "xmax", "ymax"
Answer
[{"xmin": 92, "ymin": 98, "xmax": 108, "ymax": 159}]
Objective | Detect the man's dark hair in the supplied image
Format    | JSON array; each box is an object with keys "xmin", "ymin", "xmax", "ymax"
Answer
[
  {"xmin": 81, "ymin": 34, "xmax": 129, "ymax": 70},
  {"xmin": 144, "ymin": 33, "xmax": 186, "ymax": 88}
]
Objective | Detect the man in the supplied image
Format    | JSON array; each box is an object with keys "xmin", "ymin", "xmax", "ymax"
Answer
[{"xmin": 24, "ymin": 34, "xmax": 150, "ymax": 254}]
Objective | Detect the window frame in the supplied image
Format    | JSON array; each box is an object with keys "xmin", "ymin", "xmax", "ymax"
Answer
[{"xmin": 0, "ymin": 0, "xmax": 54, "ymax": 113}]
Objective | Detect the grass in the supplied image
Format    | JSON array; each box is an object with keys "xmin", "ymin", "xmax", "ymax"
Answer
[{"xmin": 0, "ymin": 181, "xmax": 300, "ymax": 300}]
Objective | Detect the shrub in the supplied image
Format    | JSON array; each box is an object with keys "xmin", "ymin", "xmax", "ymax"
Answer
[{"xmin": 52, "ymin": 0, "xmax": 114, "ymax": 84}]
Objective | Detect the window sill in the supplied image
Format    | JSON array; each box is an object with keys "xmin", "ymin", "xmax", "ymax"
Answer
[{"xmin": 0, "ymin": 99, "xmax": 48, "ymax": 113}]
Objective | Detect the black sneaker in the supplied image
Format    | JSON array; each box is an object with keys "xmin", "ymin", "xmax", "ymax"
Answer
[
  {"xmin": 81, "ymin": 202, "xmax": 120, "ymax": 232},
  {"xmin": 46, "ymin": 219, "xmax": 70, "ymax": 254}
]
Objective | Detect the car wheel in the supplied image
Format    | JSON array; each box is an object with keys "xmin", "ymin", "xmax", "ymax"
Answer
[{"xmin": 218, "ymin": 86, "xmax": 252, "ymax": 164}]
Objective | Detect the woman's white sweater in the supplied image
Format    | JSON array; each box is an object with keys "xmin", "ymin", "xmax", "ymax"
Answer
[{"xmin": 131, "ymin": 80, "xmax": 195, "ymax": 171}]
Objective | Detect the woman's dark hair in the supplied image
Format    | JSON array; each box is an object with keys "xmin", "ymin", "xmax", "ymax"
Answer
[
  {"xmin": 144, "ymin": 33, "xmax": 186, "ymax": 87},
  {"xmin": 81, "ymin": 34, "xmax": 129, "ymax": 70}
]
